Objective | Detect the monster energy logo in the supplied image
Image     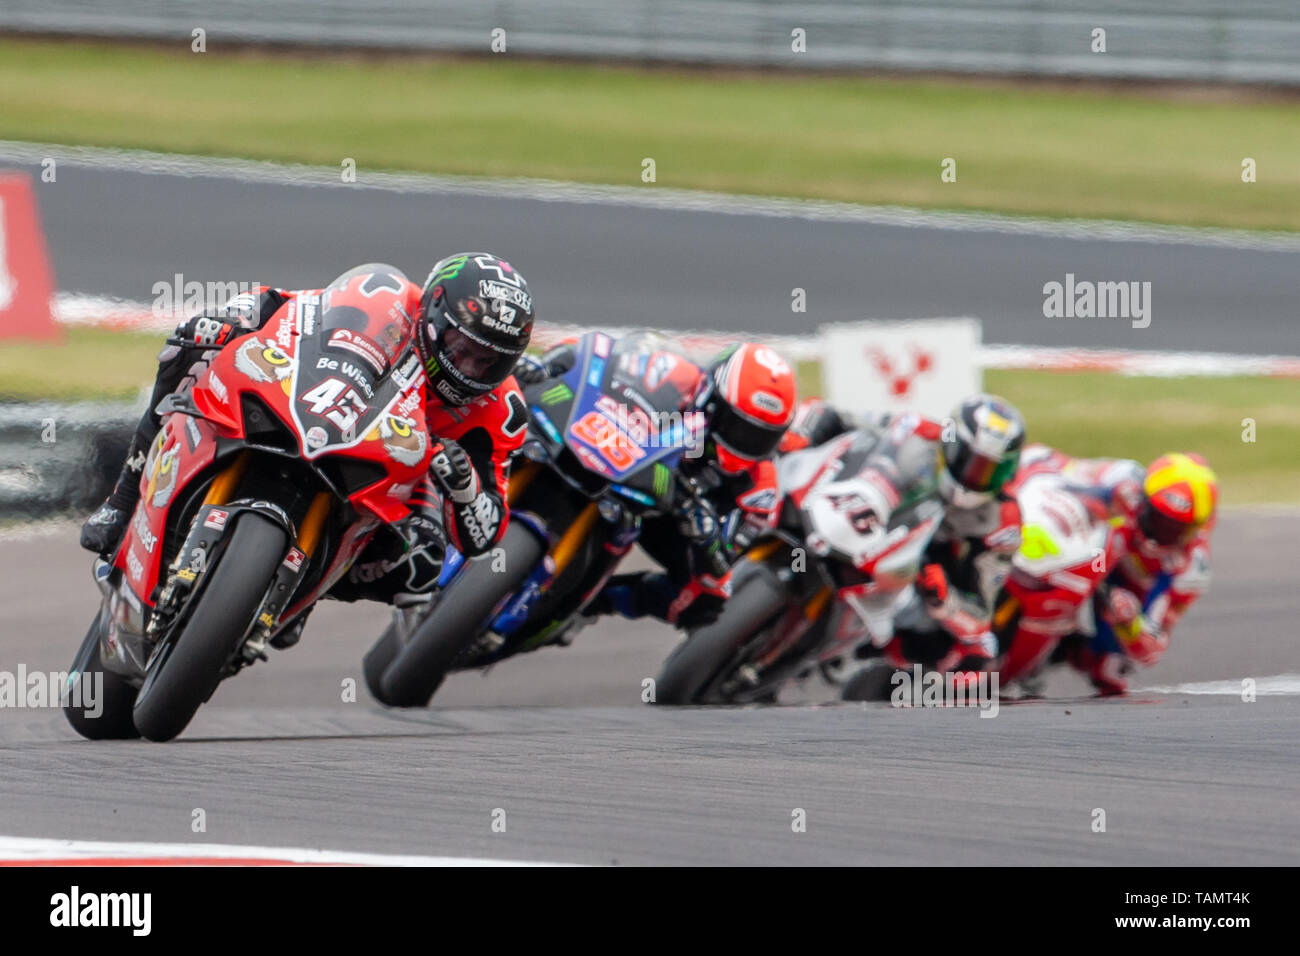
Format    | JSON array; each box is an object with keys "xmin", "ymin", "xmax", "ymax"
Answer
[
  {"xmin": 425, "ymin": 255, "xmax": 469, "ymax": 289},
  {"xmin": 653, "ymin": 463, "xmax": 671, "ymax": 500},
  {"xmin": 540, "ymin": 383, "xmax": 572, "ymax": 406}
]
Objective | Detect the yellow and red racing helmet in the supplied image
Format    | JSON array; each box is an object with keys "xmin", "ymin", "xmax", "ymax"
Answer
[{"xmin": 1138, "ymin": 452, "xmax": 1218, "ymax": 548}]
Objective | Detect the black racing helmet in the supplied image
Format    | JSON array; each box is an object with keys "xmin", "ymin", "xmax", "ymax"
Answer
[
  {"xmin": 938, "ymin": 393, "xmax": 1026, "ymax": 506},
  {"xmin": 416, "ymin": 253, "xmax": 535, "ymax": 405}
]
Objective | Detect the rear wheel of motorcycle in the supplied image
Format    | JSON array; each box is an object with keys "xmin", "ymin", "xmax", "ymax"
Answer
[
  {"xmin": 654, "ymin": 568, "xmax": 787, "ymax": 706},
  {"xmin": 64, "ymin": 610, "xmax": 141, "ymax": 740},
  {"xmin": 377, "ymin": 522, "xmax": 546, "ymax": 708},
  {"xmin": 131, "ymin": 513, "xmax": 286, "ymax": 742}
]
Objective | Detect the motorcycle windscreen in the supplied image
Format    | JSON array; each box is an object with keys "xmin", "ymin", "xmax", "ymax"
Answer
[
  {"xmin": 563, "ymin": 332, "xmax": 706, "ymax": 490},
  {"xmin": 290, "ymin": 296, "xmax": 425, "ymax": 461}
]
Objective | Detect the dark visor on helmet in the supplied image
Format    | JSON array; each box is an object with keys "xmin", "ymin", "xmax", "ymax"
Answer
[
  {"xmin": 439, "ymin": 324, "xmax": 523, "ymax": 390},
  {"xmin": 1138, "ymin": 501, "xmax": 1198, "ymax": 547},
  {"xmin": 711, "ymin": 399, "xmax": 785, "ymax": 461},
  {"xmin": 947, "ymin": 444, "xmax": 1019, "ymax": 494}
]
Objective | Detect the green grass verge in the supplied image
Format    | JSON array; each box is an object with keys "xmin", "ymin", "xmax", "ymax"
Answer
[
  {"xmin": 2, "ymin": 330, "xmax": 1293, "ymax": 504},
  {"xmin": 0, "ymin": 328, "xmax": 156, "ymax": 403},
  {"xmin": 1, "ymin": 38, "xmax": 1298, "ymax": 230}
]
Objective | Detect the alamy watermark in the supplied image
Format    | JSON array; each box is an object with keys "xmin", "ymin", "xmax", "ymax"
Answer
[
  {"xmin": 1042, "ymin": 273, "xmax": 1151, "ymax": 329},
  {"xmin": 890, "ymin": 664, "xmax": 1000, "ymax": 717},
  {"xmin": 0, "ymin": 665, "xmax": 102, "ymax": 717},
  {"xmin": 151, "ymin": 274, "xmax": 262, "ymax": 323},
  {"xmin": 586, "ymin": 395, "xmax": 707, "ymax": 460}
]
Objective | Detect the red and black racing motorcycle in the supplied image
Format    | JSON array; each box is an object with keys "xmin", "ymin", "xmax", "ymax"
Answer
[{"xmin": 65, "ymin": 269, "xmax": 433, "ymax": 741}]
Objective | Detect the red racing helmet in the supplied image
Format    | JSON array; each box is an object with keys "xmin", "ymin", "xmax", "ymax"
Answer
[{"xmin": 697, "ymin": 343, "xmax": 797, "ymax": 473}]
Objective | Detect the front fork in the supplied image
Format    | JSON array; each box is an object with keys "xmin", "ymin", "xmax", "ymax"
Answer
[{"xmin": 148, "ymin": 452, "xmax": 333, "ymax": 664}]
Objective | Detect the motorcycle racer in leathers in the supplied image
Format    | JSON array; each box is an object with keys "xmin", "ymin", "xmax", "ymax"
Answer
[
  {"xmin": 80, "ymin": 254, "xmax": 535, "ymax": 612},
  {"xmin": 788, "ymin": 395, "xmax": 1025, "ymax": 693},
  {"xmin": 516, "ymin": 339, "xmax": 798, "ymax": 629},
  {"xmin": 1011, "ymin": 445, "xmax": 1218, "ymax": 694}
]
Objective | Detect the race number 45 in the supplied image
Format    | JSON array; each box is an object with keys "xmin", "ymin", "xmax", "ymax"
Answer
[{"xmin": 301, "ymin": 377, "xmax": 368, "ymax": 432}]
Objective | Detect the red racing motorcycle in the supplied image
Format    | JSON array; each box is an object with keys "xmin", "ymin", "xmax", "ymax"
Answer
[{"xmin": 65, "ymin": 272, "xmax": 433, "ymax": 741}]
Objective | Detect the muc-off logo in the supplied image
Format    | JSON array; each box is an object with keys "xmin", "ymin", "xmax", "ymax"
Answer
[
  {"xmin": 50, "ymin": 886, "xmax": 151, "ymax": 936},
  {"xmin": 478, "ymin": 279, "xmax": 531, "ymax": 313}
]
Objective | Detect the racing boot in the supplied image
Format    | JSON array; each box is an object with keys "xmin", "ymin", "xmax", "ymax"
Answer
[{"xmin": 79, "ymin": 435, "xmax": 148, "ymax": 555}]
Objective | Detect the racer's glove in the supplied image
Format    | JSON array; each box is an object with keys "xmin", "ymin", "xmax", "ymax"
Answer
[
  {"xmin": 721, "ymin": 507, "xmax": 761, "ymax": 555},
  {"xmin": 675, "ymin": 497, "xmax": 720, "ymax": 544},
  {"xmin": 1100, "ymin": 587, "xmax": 1166, "ymax": 667},
  {"xmin": 512, "ymin": 353, "xmax": 550, "ymax": 387},
  {"xmin": 169, "ymin": 314, "xmax": 243, "ymax": 350},
  {"xmin": 1101, "ymin": 586, "xmax": 1142, "ymax": 629},
  {"xmin": 916, "ymin": 562, "xmax": 951, "ymax": 616},
  {"xmin": 1122, "ymin": 629, "xmax": 1169, "ymax": 667},
  {"xmin": 428, "ymin": 438, "xmax": 480, "ymax": 505}
]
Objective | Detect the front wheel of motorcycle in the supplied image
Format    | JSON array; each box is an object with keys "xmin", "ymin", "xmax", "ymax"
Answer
[
  {"xmin": 131, "ymin": 512, "xmax": 287, "ymax": 742},
  {"xmin": 373, "ymin": 521, "xmax": 546, "ymax": 708},
  {"xmin": 64, "ymin": 609, "xmax": 141, "ymax": 740},
  {"xmin": 654, "ymin": 566, "xmax": 787, "ymax": 706}
]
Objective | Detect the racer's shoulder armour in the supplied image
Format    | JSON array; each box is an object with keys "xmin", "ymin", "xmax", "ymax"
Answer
[{"xmin": 425, "ymin": 375, "xmax": 529, "ymax": 453}]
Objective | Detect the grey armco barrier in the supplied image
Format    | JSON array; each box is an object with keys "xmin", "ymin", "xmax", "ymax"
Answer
[
  {"xmin": 0, "ymin": 401, "xmax": 138, "ymax": 519},
  {"xmin": 1, "ymin": 0, "xmax": 1298, "ymax": 84}
]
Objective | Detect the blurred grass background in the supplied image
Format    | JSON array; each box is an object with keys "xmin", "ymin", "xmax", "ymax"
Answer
[{"xmin": 0, "ymin": 37, "xmax": 1298, "ymax": 230}]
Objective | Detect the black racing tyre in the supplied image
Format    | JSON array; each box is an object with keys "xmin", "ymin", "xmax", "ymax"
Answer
[
  {"xmin": 377, "ymin": 522, "xmax": 546, "ymax": 708},
  {"xmin": 840, "ymin": 660, "xmax": 901, "ymax": 702},
  {"xmin": 131, "ymin": 513, "xmax": 286, "ymax": 741},
  {"xmin": 362, "ymin": 618, "xmax": 405, "ymax": 703},
  {"xmin": 363, "ymin": 614, "xmax": 449, "ymax": 705},
  {"xmin": 654, "ymin": 567, "xmax": 788, "ymax": 706},
  {"xmin": 64, "ymin": 609, "xmax": 141, "ymax": 740}
]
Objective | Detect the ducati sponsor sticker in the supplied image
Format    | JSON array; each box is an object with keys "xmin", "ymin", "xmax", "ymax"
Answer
[
  {"xmin": 305, "ymin": 426, "xmax": 328, "ymax": 449},
  {"xmin": 203, "ymin": 508, "xmax": 229, "ymax": 530},
  {"xmin": 282, "ymin": 548, "xmax": 305, "ymax": 572},
  {"xmin": 328, "ymin": 329, "xmax": 388, "ymax": 374}
]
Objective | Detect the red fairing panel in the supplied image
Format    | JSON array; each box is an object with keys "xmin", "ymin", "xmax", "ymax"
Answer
[{"xmin": 113, "ymin": 412, "xmax": 221, "ymax": 606}]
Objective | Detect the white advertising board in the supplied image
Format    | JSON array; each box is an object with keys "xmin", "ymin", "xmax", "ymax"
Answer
[{"xmin": 820, "ymin": 318, "xmax": 982, "ymax": 419}]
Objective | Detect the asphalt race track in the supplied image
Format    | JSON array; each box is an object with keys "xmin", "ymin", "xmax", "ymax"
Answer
[
  {"xmin": 1, "ymin": 513, "xmax": 1296, "ymax": 865},
  {"xmin": 2, "ymin": 145, "xmax": 1299, "ymax": 354}
]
